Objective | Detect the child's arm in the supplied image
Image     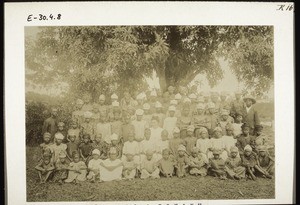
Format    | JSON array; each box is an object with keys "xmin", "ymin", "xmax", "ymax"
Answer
[
  {"xmin": 46, "ymin": 163, "xmax": 55, "ymax": 171},
  {"xmin": 79, "ymin": 149, "xmax": 86, "ymax": 161},
  {"xmin": 35, "ymin": 162, "xmax": 45, "ymax": 172}
]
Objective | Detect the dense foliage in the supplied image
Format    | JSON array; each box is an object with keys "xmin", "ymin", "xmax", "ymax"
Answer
[{"xmin": 26, "ymin": 26, "xmax": 273, "ymax": 100}]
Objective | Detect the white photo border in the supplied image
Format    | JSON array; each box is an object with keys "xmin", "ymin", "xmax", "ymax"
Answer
[{"xmin": 5, "ymin": 2, "xmax": 294, "ymax": 205}]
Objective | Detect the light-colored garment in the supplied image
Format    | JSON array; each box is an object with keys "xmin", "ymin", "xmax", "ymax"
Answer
[
  {"xmin": 50, "ymin": 143, "xmax": 67, "ymax": 163},
  {"xmin": 65, "ymin": 161, "xmax": 87, "ymax": 182},
  {"xmin": 132, "ymin": 120, "xmax": 148, "ymax": 142},
  {"xmin": 163, "ymin": 117, "xmax": 177, "ymax": 139},
  {"xmin": 140, "ymin": 140, "xmax": 156, "ymax": 154},
  {"xmin": 143, "ymin": 114, "xmax": 153, "ymax": 127},
  {"xmin": 140, "ymin": 157, "xmax": 160, "ymax": 179},
  {"xmin": 232, "ymin": 123, "xmax": 243, "ymax": 137},
  {"xmin": 99, "ymin": 158, "xmax": 123, "ymax": 181},
  {"xmin": 155, "ymin": 140, "xmax": 169, "ymax": 154},
  {"xmin": 150, "ymin": 127, "xmax": 164, "ymax": 142},
  {"xmin": 95, "ymin": 122, "xmax": 112, "ymax": 144},
  {"xmin": 123, "ymin": 141, "xmax": 140, "ymax": 155},
  {"xmin": 222, "ymin": 135, "xmax": 237, "ymax": 153},
  {"xmin": 87, "ymin": 158, "xmax": 102, "ymax": 179},
  {"xmin": 210, "ymin": 138, "xmax": 228, "ymax": 160},
  {"xmin": 158, "ymin": 158, "xmax": 175, "ymax": 175},
  {"xmin": 196, "ymin": 138, "xmax": 211, "ymax": 155},
  {"xmin": 122, "ymin": 158, "xmax": 138, "ymax": 179}
]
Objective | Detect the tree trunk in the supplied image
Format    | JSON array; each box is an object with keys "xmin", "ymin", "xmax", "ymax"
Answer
[{"xmin": 157, "ymin": 68, "xmax": 167, "ymax": 92}]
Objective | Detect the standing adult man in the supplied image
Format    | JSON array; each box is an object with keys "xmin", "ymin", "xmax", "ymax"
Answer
[
  {"xmin": 242, "ymin": 95, "xmax": 260, "ymax": 135},
  {"xmin": 42, "ymin": 108, "xmax": 58, "ymax": 141}
]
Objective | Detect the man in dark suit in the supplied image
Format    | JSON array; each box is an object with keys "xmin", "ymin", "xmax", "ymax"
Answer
[{"xmin": 242, "ymin": 95, "xmax": 260, "ymax": 135}]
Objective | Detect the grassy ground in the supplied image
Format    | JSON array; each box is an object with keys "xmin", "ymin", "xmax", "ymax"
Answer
[
  {"xmin": 27, "ymin": 102, "xmax": 275, "ymax": 202},
  {"xmin": 26, "ymin": 146, "xmax": 275, "ymax": 201}
]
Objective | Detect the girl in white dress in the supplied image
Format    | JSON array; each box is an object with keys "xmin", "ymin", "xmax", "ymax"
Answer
[{"xmin": 209, "ymin": 127, "xmax": 228, "ymax": 160}]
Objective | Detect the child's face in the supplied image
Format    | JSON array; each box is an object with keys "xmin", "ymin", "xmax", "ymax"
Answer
[
  {"xmin": 236, "ymin": 116, "xmax": 243, "ymax": 122},
  {"xmin": 60, "ymin": 157, "xmax": 66, "ymax": 163},
  {"xmin": 83, "ymin": 95, "xmax": 91, "ymax": 103},
  {"xmin": 187, "ymin": 130, "xmax": 194, "ymax": 137},
  {"xmin": 197, "ymin": 109, "xmax": 204, "ymax": 114},
  {"xmin": 100, "ymin": 115, "xmax": 106, "ymax": 122},
  {"xmin": 93, "ymin": 107, "xmax": 99, "ymax": 113},
  {"xmin": 151, "ymin": 120, "xmax": 159, "ymax": 128},
  {"xmin": 214, "ymin": 131, "xmax": 222, "ymax": 138},
  {"xmin": 226, "ymin": 130, "xmax": 233, "ymax": 136},
  {"xmin": 242, "ymin": 127, "xmax": 250, "ymax": 135},
  {"xmin": 173, "ymin": 132, "xmax": 180, "ymax": 138},
  {"xmin": 111, "ymin": 140, "xmax": 118, "ymax": 146},
  {"xmin": 213, "ymin": 154, "xmax": 220, "ymax": 159},
  {"xmin": 83, "ymin": 137, "xmax": 89, "ymax": 143},
  {"xmin": 209, "ymin": 108, "xmax": 215, "ymax": 114},
  {"xmin": 231, "ymin": 152, "xmax": 238, "ymax": 158},
  {"xmin": 72, "ymin": 123, "xmax": 77, "ymax": 129},
  {"xmin": 161, "ymin": 131, "xmax": 168, "ymax": 141},
  {"xmin": 146, "ymin": 153, "xmax": 153, "ymax": 160},
  {"xmin": 137, "ymin": 115, "xmax": 143, "ymax": 121},
  {"xmin": 44, "ymin": 136, "xmax": 51, "ymax": 143},
  {"xmin": 162, "ymin": 152, "xmax": 169, "ymax": 160},
  {"xmin": 128, "ymin": 133, "xmax": 135, "ymax": 142},
  {"xmin": 58, "ymin": 126, "xmax": 64, "ymax": 131},
  {"xmin": 73, "ymin": 155, "xmax": 80, "ymax": 162},
  {"xmin": 56, "ymin": 139, "xmax": 62, "ymax": 145},
  {"xmin": 99, "ymin": 99, "xmax": 105, "ymax": 105},
  {"xmin": 191, "ymin": 152, "xmax": 198, "ymax": 158},
  {"xmin": 182, "ymin": 109, "xmax": 189, "ymax": 116},
  {"xmin": 169, "ymin": 111, "xmax": 175, "ymax": 117},
  {"xmin": 114, "ymin": 112, "xmax": 121, "ymax": 120},
  {"xmin": 85, "ymin": 118, "xmax": 90, "ymax": 123},
  {"xmin": 95, "ymin": 135, "xmax": 102, "ymax": 142},
  {"xmin": 69, "ymin": 135, "xmax": 76, "ymax": 142},
  {"xmin": 93, "ymin": 154, "xmax": 100, "ymax": 160},
  {"xmin": 144, "ymin": 109, "xmax": 149, "ymax": 114},
  {"xmin": 180, "ymin": 131, "xmax": 187, "ymax": 139},
  {"xmin": 156, "ymin": 107, "xmax": 162, "ymax": 113},
  {"xmin": 244, "ymin": 150, "xmax": 251, "ymax": 156},
  {"xmin": 44, "ymin": 158, "xmax": 51, "ymax": 165},
  {"xmin": 178, "ymin": 150, "xmax": 185, "ymax": 156},
  {"xmin": 221, "ymin": 115, "xmax": 228, "ymax": 121},
  {"xmin": 220, "ymin": 96, "xmax": 226, "ymax": 101},
  {"xmin": 256, "ymin": 129, "xmax": 262, "ymax": 136},
  {"xmin": 109, "ymin": 153, "xmax": 117, "ymax": 160},
  {"xmin": 126, "ymin": 154, "xmax": 134, "ymax": 161},
  {"xmin": 200, "ymin": 132, "xmax": 208, "ymax": 139},
  {"xmin": 259, "ymin": 150, "xmax": 266, "ymax": 157}
]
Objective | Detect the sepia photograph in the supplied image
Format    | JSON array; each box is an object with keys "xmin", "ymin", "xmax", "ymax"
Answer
[
  {"xmin": 5, "ymin": 2, "xmax": 294, "ymax": 205},
  {"xmin": 25, "ymin": 25, "xmax": 275, "ymax": 201}
]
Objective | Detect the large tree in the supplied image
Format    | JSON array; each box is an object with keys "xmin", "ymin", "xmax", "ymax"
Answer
[{"xmin": 25, "ymin": 26, "xmax": 273, "ymax": 100}]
